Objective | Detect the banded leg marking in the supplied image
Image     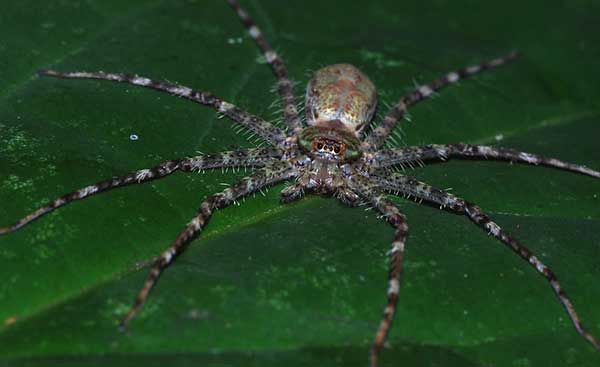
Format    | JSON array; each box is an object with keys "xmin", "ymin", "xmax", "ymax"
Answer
[
  {"xmin": 336, "ymin": 187, "xmax": 361, "ymax": 207},
  {"xmin": 182, "ymin": 147, "xmax": 281, "ymax": 172},
  {"xmin": 347, "ymin": 177, "xmax": 409, "ymax": 367},
  {"xmin": 38, "ymin": 70, "xmax": 287, "ymax": 146},
  {"xmin": 363, "ymin": 51, "xmax": 519, "ymax": 151},
  {"xmin": 120, "ymin": 161, "xmax": 296, "ymax": 328},
  {"xmin": 0, "ymin": 148, "xmax": 280, "ymax": 235},
  {"xmin": 370, "ymin": 202, "xmax": 407, "ymax": 367},
  {"xmin": 464, "ymin": 203, "xmax": 600, "ymax": 351},
  {"xmin": 372, "ymin": 173, "xmax": 465, "ymax": 211},
  {"xmin": 378, "ymin": 175, "xmax": 600, "ymax": 351},
  {"xmin": 226, "ymin": 0, "xmax": 303, "ymax": 134},
  {"xmin": 371, "ymin": 143, "xmax": 600, "ymax": 178},
  {"xmin": 0, "ymin": 160, "xmax": 181, "ymax": 235},
  {"xmin": 280, "ymin": 182, "xmax": 305, "ymax": 203}
]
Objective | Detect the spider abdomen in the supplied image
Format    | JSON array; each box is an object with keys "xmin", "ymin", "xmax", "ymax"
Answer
[{"xmin": 305, "ymin": 63, "xmax": 376, "ymax": 136}]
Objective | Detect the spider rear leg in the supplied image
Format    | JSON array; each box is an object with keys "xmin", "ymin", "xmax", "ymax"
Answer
[
  {"xmin": 372, "ymin": 143, "xmax": 600, "ymax": 178},
  {"xmin": 120, "ymin": 161, "xmax": 295, "ymax": 328},
  {"xmin": 226, "ymin": 0, "xmax": 303, "ymax": 135},
  {"xmin": 375, "ymin": 173, "xmax": 600, "ymax": 351},
  {"xmin": 38, "ymin": 70, "xmax": 287, "ymax": 146},
  {"xmin": 0, "ymin": 148, "xmax": 280, "ymax": 235},
  {"xmin": 363, "ymin": 51, "xmax": 519, "ymax": 151},
  {"xmin": 346, "ymin": 177, "xmax": 409, "ymax": 367},
  {"xmin": 463, "ymin": 202, "xmax": 600, "ymax": 350}
]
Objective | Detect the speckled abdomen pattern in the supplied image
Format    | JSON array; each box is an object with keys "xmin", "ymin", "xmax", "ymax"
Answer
[{"xmin": 305, "ymin": 63, "xmax": 376, "ymax": 136}]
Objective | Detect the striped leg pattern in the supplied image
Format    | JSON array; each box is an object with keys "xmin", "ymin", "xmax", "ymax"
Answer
[
  {"xmin": 371, "ymin": 173, "xmax": 464, "ymax": 211},
  {"xmin": 226, "ymin": 0, "xmax": 303, "ymax": 135},
  {"xmin": 280, "ymin": 182, "xmax": 305, "ymax": 203},
  {"xmin": 464, "ymin": 202, "xmax": 600, "ymax": 351},
  {"xmin": 120, "ymin": 161, "xmax": 296, "ymax": 328},
  {"xmin": 0, "ymin": 148, "xmax": 280, "ymax": 235},
  {"xmin": 362, "ymin": 51, "xmax": 519, "ymax": 151},
  {"xmin": 370, "ymin": 143, "xmax": 600, "ymax": 178},
  {"xmin": 347, "ymin": 176, "xmax": 409, "ymax": 367},
  {"xmin": 38, "ymin": 70, "xmax": 287, "ymax": 146},
  {"xmin": 373, "ymin": 173, "xmax": 600, "ymax": 351}
]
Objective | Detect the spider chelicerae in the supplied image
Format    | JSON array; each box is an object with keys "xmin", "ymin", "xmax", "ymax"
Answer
[{"xmin": 2, "ymin": 1, "xmax": 599, "ymax": 366}]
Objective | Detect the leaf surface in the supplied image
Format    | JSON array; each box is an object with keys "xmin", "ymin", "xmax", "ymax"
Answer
[{"xmin": 1, "ymin": 1, "xmax": 599, "ymax": 366}]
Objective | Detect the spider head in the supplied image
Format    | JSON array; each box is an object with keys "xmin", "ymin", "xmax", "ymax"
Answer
[{"xmin": 298, "ymin": 125, "xmax": 361, "ymax": 162}]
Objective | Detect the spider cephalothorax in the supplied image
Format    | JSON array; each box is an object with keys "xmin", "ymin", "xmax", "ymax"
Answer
[
  {"xmin": 1, "ymin": 1, "xmax": 599, "ymax": 367},
  {"xmin": 299, "ymin": 63, "xmax": 375, "ymax": 163}
]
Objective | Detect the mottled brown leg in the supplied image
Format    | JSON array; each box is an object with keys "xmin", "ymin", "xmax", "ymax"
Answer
[
  {"xmin": 120, "ymin": 161, "xmax": 295, "ymax": 328},
  {"xmin": 39, "ymin": 70, "xmax": 287, "ymax": 146},
  {"xmin": 363, "ymin": 51, "xmax": 519, "ymax": 151},
  {"xmin": 226, "ymin": 0, "xmax": 304, "ymax": 135},
  {"xmin": 375, "ymin": 173, "xmax": 600, "ymax": 351},
  {"xmin": 370, "ymin": 143, "xmax": 600, "ymax": 178},
  {"xmin": 346, "ymin": 176, "xmax": 409, "ymax": 367},
  {"xmin": 0, "ymin": 148, "xmax": 280, "ymax": 235}
]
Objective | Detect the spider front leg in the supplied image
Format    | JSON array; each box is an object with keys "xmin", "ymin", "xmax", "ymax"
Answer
[
  {"xmin": 226, "ymin": 0, "xmax": 303, "ymax": 134},
  {"xmin": 345, "ymin": 176, "xmax": 409, "ymax": 367},
  {"xmin": 372, "ymin": 143, "xmax": 600, "ymax": 178},
  {"xmin": 38, "ymin": 70, "xmax": 287, "ymax": 146},
  {"xmin": 373, "ymin": 173, "xmax": 600, "ymax": 351},
  {"xmin": 120, "ymin": 161, "xmax": 295, "ymax": 328},
  {"xmin": 362, "ymin": 51, "xmax": 519, "ymax": 151},
  {"xmin": 0, "ymin": 148, "xmax": 280, "ymax": 235}
]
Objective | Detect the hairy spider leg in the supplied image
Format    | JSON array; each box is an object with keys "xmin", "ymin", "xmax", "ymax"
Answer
[
  {"xmin": 120, "ymin": 161, "xmax": 296, "ymax": 328},
  {"xmin": 182, "ymin": 147, "xmax": 282, "ymax": 171},
  {"xmin": 371, "ymin": 173, "xmax": 464, "ymax": 211},
  {"xmin": 464, "ymin": 202, "xmax": 600, "ymax": 351},
  {"xmin": 371, "ymin": 144, "xmax": 600, "ymax": 178},
  {"xmin": 363, "ymin": 51, "xmax": 519, "ymax": 151},
  {"xmin": 38, "ymin": 70, "xmax": 287, "ymax": 147},
  {"xmin": 336, "ymin": 187, "xmax": 361, "ymax": 207},
  {"xmin": 280, "ymin": 182, "xmax": 305, "ymax": 203},
  {"xmin": 226, "ymin": 0, "xmax": 304, "ymax": 135},
  {"xmin": 0, "ymin": 148, "xmax": 280, "ymax": 235},
  {"xmin": 347, "ymin": 176, "xmax": 409, "ymax": 367},
  {"xmin": 373, "ymin": 173, "xmax": 600, "ymax": 351}
]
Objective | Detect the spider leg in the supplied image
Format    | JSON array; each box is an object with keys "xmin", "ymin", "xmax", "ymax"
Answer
[
  {"xmin": 0, "ymin": 148, "xmax": 280, "ymax": 235},
  {"xmin": 280, "ymin": 182, "xmax": 305, "ymax": 203},
  {"xmin": 336, "ymin": 187, "xmax": 361, "ymax": 207},
  {"xmin": 120, "ymin": 161, "xmax": 295, "ymax": 328},
  {"xmin": 371, "ymin": 143, "xmax": 600, "ymax": 178},
  {"xmin": 345, "ymin": 176, "xmax": 409, "ymax": 367},
  {"xmin": 374, "ymin": 173, "xmax": 600, "ymax": 351},
  {"xmin": 38, "ymin": 70, "xmax": 287, "ymax": 146},
  {"xmin": 226, "ymin": 0, "xmax": 303, "ymax": 135},
  {"xmin": 371, "ymin": 173, "xmax": 463, "ymax": 210},
  {"xmin": 362, "ymin": 51, "xmax": 519, "ymax": 151}
]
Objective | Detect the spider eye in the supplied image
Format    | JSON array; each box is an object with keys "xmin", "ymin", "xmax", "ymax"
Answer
[
  {"xmin": 317, "ymin": 143, "xmax": 323, "ymax": 150},
  {"xmin": 334, "ymin": 146, "xmax": 340, "ymax": 153}
]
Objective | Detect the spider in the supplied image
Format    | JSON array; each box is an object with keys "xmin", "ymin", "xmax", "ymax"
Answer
[{"xmin": 1, "ymin": 1, "xmax": 599, "ymax": 366}]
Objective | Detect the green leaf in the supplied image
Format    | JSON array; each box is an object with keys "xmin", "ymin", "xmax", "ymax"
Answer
[{"xmin": 1, "ymin": 1, "xmax": 599, "ymax": 366}]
